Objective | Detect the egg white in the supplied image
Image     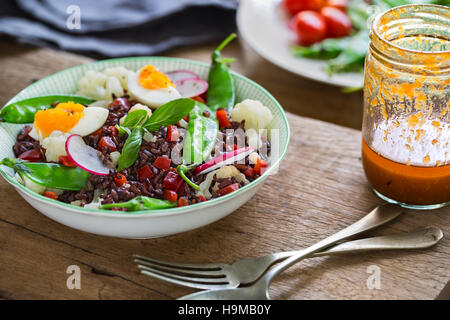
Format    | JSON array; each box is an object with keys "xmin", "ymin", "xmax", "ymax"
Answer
[
  {"xmin": 127, "ymin": 71, "xmax": 181, "ymax": 108},
  {"xmin": 29, "ymin": 106, "xmax": 109, "ymax": 140}
]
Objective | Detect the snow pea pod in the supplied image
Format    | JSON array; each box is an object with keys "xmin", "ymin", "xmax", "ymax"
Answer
[
  {"xmin": 0, "ymin": 158, "xmax": 90, "ymax": 191},
  {"xmin": 100, "ymin": 196, "xmax": 176, "ymax": 211},
  {"xmin": 0, "ymin": 95, "xmax": 94, "ymax": 123},
  {"xmin": 207, "ymin": 33, "xmax": 236, "ymax": 113}
]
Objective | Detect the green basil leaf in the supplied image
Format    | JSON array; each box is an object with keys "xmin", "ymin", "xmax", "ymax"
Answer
[
  {"xmin": 122, "ymin": 109, "xmax": 148, "ymax": 128},
  {"xmin": 118, "ymin": 126, "xmax": 143, "ymax": 171},
  {"xmin": 116, "ymin": 125, "xmax": 131, "ymax": 138},
  {"xmin": 143, "ymin": 98, "xmax": 195, "ymax": 131},
  {"xmin": 101, "ymin": 196, "xmax": 176, "ymax": 211}
]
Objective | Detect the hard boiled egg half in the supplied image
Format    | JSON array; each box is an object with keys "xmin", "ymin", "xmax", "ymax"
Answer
[
  {"xmin": 128, "ymin": 64, "xmax": 181, "ymax": 108},
  {"xmin": 29, "ymin": 101, "xmax": 109, "ymax": 140}
]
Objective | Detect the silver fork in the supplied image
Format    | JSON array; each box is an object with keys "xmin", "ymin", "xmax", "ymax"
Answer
[{"xmin": 133, "ymin": 204, "xmax": 403, "ymax": 290}]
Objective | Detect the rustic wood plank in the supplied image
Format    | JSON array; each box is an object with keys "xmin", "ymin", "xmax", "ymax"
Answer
[{"xmin": 0, "ymin": 39, "xmax": 448, "ymax": 300}]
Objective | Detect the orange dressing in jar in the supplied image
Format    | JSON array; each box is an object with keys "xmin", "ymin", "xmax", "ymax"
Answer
[{"xmin": 362, "ymin": 5, "xmax": 450, "ymax": 209}]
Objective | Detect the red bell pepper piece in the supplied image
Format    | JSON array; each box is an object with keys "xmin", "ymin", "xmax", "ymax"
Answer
[
  {"xmin": 18, "ymin": 149, "xmax": 43, "ymax": 162},
  {"xmin": 198, "ymin": 195, "xmax": 206, "ymax": 202},
  {"xmin": 216, "ymin": 183, "xmax": 239, "ymax": 196},
  {"xmin": 253, "ymin": 158, "xmax": 268, "ymax": 175},
  {"xmin": 137, "ymin": 165, "xmax": 154, "ymax": 182},
  {"xmin": 58, "ymin": 155, "xmax": 77, "ymax": 167},
  {"xmin": 153, "ymin": 156, "xmax": 171, "ymax": 170},
  {"xmin": 98, "ymin": 136, "xmax": 116, "ymax": 152},
  {"xmin": 164, "ymin": 190, "xmax": 178, "ymax": 202},
  {"xmin": 44, "ymin": 191, "xmax": 58, "ymax": 200},
  {"xmin": 243, "ymin": 166, "xmax": 255, "ymax": 178},
  {"xmin": 216, "ymin": 109, "xmax": 231, "ymax": 128},
  {"xmin": 177, "ymin": 197, "xmax": 189, "ymax": 207},
  {"xmin": 114, "ymin": 173, "xmax": 127, "ymax": 187},
  {"xmin": 166, "ymin": 125, "xmax": 179, "ymax": 142},
  {"xmin": 163, "ymin": 171, "xmax": 183, "ymax": 191}
]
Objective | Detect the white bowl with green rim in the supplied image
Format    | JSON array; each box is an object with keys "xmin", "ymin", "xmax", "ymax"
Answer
[{"xmin": 0, "ymin": 57, "xmax": 290, "ymax": 239}]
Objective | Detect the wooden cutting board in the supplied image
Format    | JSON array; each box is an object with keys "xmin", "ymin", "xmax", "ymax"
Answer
[{"xmin": 0, "ymin": 40, "xmax": 448, "ymax": 300}]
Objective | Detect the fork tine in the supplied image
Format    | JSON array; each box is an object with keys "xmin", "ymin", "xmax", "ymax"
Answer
[
  {"xmin": 138, "ymin": 265, "xmax": 229, "ymax": 284},
  {"xmin": 139, "ymin": 268, "xmax": 232, "ymax": 290},
  {"xmin": 134, "ymin": 258, "xmax": 226, "ymax": 278},
  {"xmin": 133, "ymin": 254, "xmax": 223, "ymax": 271}
]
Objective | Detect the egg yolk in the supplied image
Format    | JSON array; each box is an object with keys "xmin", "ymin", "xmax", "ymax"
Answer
[
  {"xmin": 34, "ymin": 101, "xmax": 85, "ymax": 138},
  {"xmin": 138, "ymin": 64, "xmax": 175, "ymax": 90}
]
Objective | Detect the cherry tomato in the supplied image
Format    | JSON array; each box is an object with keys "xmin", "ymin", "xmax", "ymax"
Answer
[
  {"xmin": 320, "ymin": 6, "xmax": 352, "ymax": 38},
  {"xmin": 44, "ymin": 191, "xmax": 58, "ymax": 200},
  {"xmin": 216, "ymin": 183, "xmax": 240, "ymax": 196},
  {"xmin": 293, "ymin": 10, "xmax": 327, "ymax": 46},
  {"xmin": 58, "ymin": 155, "xmax": 77, "ymax": 167},
  {"xmin": 166, "ymin": 125, "xmax": 179, "ymax": 142},
  {"xmin": 192, "ymin": 95, "xmax": 206, "ymax": 104},
  {"xmin": 164, "ymin": 190, "xmax": 178, "ymax": 202},
  {"xmin": 216, "ymin": 109, "xmax": 231, "ymax": 128},
  {"xmin": 326, "ymin": 0, "xmax": 348, "ymax": 11},
  {"xmin": 253, "ymin": 158, "xmax": 268, "ymax": 175},
  {"xmin": 283, "ymin": 0, "xmax": 324, "ymax": 15},
  {"xmin": 177, "ymin": 197, "xmax": 189, "ymax": 207},
  {"xmin": 114, "ymin": 173, "xmax": 127, "ymax": 187}
]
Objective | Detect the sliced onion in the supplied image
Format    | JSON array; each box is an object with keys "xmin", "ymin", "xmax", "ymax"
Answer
[
  {"xmin": 65, "ymin": 134, "xmax": 110, "ymax": 175},
  {"xmin": 167, "ymin": 70, "xmax": 200, "ymax": 82},
  {"xmin": 175, "ymin": 78, "xmax": 208, "ymax": 98},
  {"xmin": 195, "ymin": 147, "xmax": 254, "ymax": 175}
]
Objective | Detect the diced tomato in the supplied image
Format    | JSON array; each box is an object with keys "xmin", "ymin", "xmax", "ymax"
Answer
[
  {"xmin": 137, "ymin": 165, "xmax": 154, "ymax": 182},
  {"xmin": 183, "ymin": 115, "xmax": 189, "ymax": 122},
  {"xmin": 44, "ymin": 191, "xmax": 58, "ymax": 200},
  {"xmin": 163, "ymin": 171, "xmax": 183, "ymax": 191},
  {"xmin": 108, "ymin": 126, "xmax": 119, "ymax": 136},
  {"xmin": 253, "ymin": 158, "xmax": 268, "ymax": 175},
  {"xmin": 320, "ymin": 6, "xmax": 352, "ymax": 38},
  {"xmin": 164, "ymin": 189, "xmax": 178, "ymax": 202},
  {"xmin": 216, "ymin": 183, "xmax": 239, "ymax": 196},
  {"xmin": 243, "ymin": 167, "xmax": 255, "ymax": 178},
  {"xmin": 98, "ymin": 136, "xmax": 116, "ymax": 152},
  {"xmin": 58, "ymin": 155, "xmax": 77, "ymax": 167},
  {"xmin": 114, "ymin": 173, "xmax": 127, "ymax": 186},
  {"xmin": 216, "ymin": 109, "xmax": 231, "ymax": 128},
  {"xmin": 192, "ymin": 95, "xmax": 206, "ymax": 104},
  {"xmin": 326, "ymin": 0, "xmax": 348, "ymax": 11},
  {"xmin": 198, "ymin": 195, "xmax": 206, "ymax": 202},
  {"xmin": 18, "ymin": 149, "xmax": 43, "ymax": 162},
  {"xmin": 153, "ymin": 156, "xmax": 172, "ymax": 170},
  {"xmin": 177, "ymin": 197, "xmax": 189, "ymax": 207},
  {"xmin": 294, "ymin": 10, "xmax": 327, "ymax": 46},
  {"xmin": 233, "ymin": 144, "xmax": 239, "ymax": 150},
  {"xmin": 166, "ymin": 125, "xmax": 179, "ymax": 142}
]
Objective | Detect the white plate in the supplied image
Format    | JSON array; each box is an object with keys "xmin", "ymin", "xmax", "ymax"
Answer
[{"xmin": 237, "ymin": 0, "xmax": 364, "ymax": 88}]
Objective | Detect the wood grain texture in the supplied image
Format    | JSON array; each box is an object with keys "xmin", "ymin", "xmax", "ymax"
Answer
[{"xmin": 0, "ymin": 39, "xmax": 448, "ymax": 300}]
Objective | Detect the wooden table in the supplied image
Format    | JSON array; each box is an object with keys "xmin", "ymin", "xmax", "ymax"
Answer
[{"xmin": 0, "ymin": 38, "xmax": 448, "ymax": 300}]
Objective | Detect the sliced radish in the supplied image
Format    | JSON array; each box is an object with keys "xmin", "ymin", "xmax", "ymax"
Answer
[
  {"xmin": 175, "ymin": 78, "xmax": 209, "ymax": 98},
  {"xmin": 65, "ymin": 134, "xmax": 111, "ymax": 175},
  {"xmin": 195, "ymin": 147, "xmax": 254, "ymax": 175},
  {"xmin": 167, "ymin": 70, "xmax": 200, "ymax": 82}
]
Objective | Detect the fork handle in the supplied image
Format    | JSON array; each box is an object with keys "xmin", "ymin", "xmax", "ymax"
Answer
[
  {"xmin": 276, "ymin": 226, "xmax": 442, "ymax": 259},
  {"xmin": 261, "ymin": 203, "xmax": 402, "ymax": 286}
]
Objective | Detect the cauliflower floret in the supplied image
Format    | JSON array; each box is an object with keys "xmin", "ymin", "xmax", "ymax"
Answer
[
  {"xmin": 109, "ymin": 151, "xmax": 121, "ymax": 168},
  {"xmin": 103, "ymin": 67, "xmax": 133, "ymax": 90},
  {"xmin": 119, "ymin": 103, "xmax": 152, "ymax": 125},
  {"xmin": 76, "ymin": 70, "xmax": 108, "ymax": 100},
  {"xmin": 231, "ymin": 99, "xmax": 273, "ymax": 131},
  {"xmin": 76, "ymin": 67, "xmax": 133, "ymax": 101},
  {"xmin": 41, "ymin": 131, "xmax": 71, "ymax": 163},
  {"xmin": 105, "ymin": 76, "xmax": 124, "ymax": 100}
]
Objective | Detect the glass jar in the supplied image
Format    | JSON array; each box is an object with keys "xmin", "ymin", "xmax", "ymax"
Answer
[{"xmin": 362, "ymin": 4, "xmax": 449, "ymax": 210}]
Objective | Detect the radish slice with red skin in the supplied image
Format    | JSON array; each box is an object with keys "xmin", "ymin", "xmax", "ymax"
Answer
[
  {"xmin": 167, "ymin": 70, "xmax": 200, "ymax": 82},
  {"xmin": 175, "ymin": 78, "xmax": 209, "ymax": 98},
  {"xmin": 65, "ymin": 134, "xmax": 111, "ymax": 175},
  {"xmin": 195, "ymin": 147, "xmax": 255, "ymax": 175}
]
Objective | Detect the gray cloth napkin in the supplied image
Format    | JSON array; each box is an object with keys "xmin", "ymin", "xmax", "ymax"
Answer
[{"xmin": 0, "ymin": 0, "xmax": 238, "ymax": 57}]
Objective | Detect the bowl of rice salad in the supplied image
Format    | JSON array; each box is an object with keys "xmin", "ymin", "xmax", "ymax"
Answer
[{"xmin": 0, "ymin": 36, "xmax": 290, "ymax": 238}]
